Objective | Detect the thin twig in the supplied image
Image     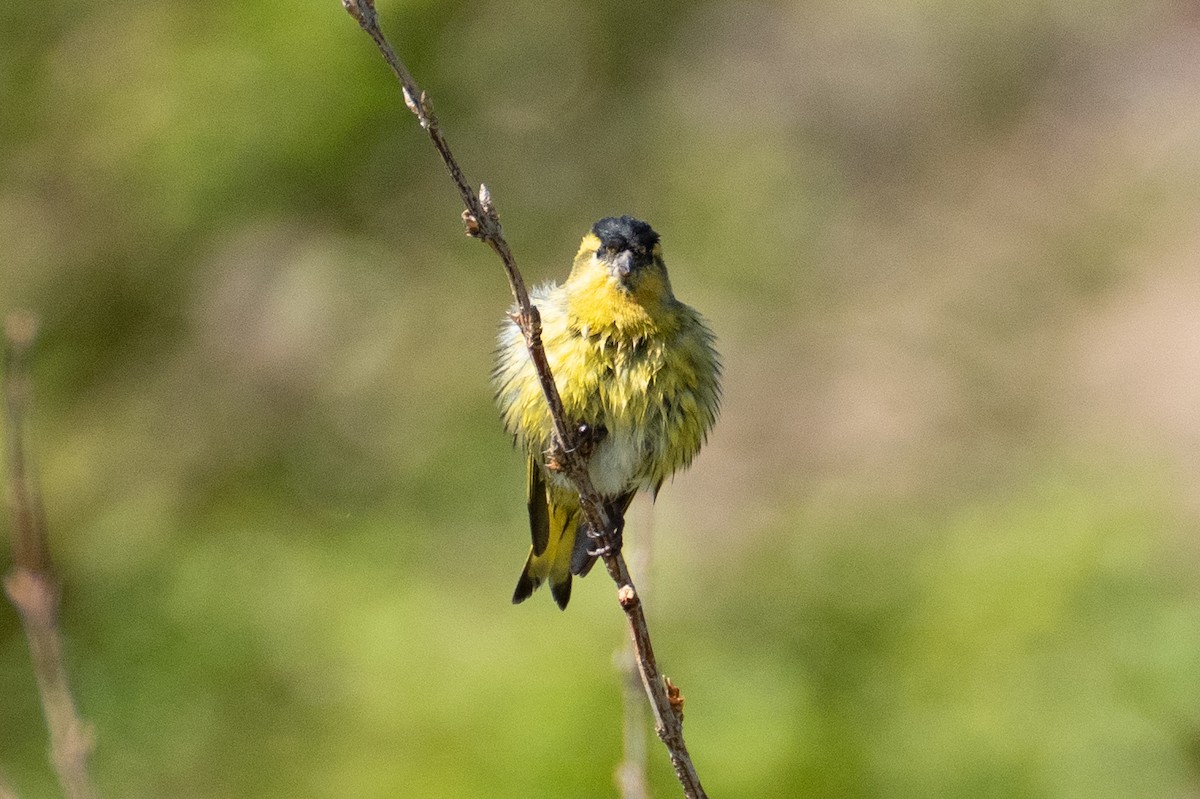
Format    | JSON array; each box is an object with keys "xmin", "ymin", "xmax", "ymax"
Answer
[
  {"xmin": 341, "ymin": 3, "xmax": 707, "ymax": 796},
  {"xmin": 616, "ymin": 645, "xmax": 652, "ymax": 799},
  {"xmin": 615, "ymin": 500, "xmax": 653, "ymax": 799},
  {"xmin": 3, "ymin": 312, "xmax": 100, "ymax": 799}
]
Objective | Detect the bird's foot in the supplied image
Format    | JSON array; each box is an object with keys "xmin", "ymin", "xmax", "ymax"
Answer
[
  {"xmin": 545, "ymin": 422, "xmax": 607, "ymax": 472},
  {"xmin": 586, "ymin": 514, "xmax": 624, "ymax": 559},
  {"xmin": 574, "ymin": 422, "xmax": 607, "ymax": 460}
]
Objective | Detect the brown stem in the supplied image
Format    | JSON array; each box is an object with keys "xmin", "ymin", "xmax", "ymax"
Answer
[
  {"xmin": 616, "ymin": 501, "xmax": 653, "ymax": 799},
  {"xmin": 342, "ymin": 3, "xmax": 707, "ymax": 796},
  {"xmin": 616, "ymin": 654, "xmax": 651, "ymax": 799},
  {"xmin": 3, "ymin": 313, "xmax": 100, "ymax": 799}
]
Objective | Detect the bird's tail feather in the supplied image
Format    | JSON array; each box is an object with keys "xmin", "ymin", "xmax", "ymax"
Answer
[
  {"xmin": 512, "ymin": 504, "xmax": 580, "ymax": 610},
  {"xmin": 513, "ymin": 490, "xmax": 638, "ymax": 608}
]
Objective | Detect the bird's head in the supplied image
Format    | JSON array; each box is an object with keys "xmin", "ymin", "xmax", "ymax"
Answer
[{"xmin": 568, "ymin": 216, "xmax": 674, "ymax": 308}]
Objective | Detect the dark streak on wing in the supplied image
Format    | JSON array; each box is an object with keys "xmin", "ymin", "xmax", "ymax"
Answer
[{"xmin": 526, "ymin": 454, "xmax": 550, "ymax": 555}]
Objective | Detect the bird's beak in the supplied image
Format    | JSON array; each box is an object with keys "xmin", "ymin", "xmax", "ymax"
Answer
[{"xmin": 612, "ymin": 249, "xmax": 635, "ymax": 280}]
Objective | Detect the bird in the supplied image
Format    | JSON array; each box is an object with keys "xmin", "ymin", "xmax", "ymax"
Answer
[{"xmin": 493, "ymin": 216, "xmax": 721, "ymax": 609}]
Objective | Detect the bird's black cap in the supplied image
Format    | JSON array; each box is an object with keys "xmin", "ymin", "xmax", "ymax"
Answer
[{"xmin": 591, "ymin": 216, "xmax": 659, "ymax": 253}]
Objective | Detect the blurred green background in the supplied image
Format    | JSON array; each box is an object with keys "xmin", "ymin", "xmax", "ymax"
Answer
[{"xmin": 4, "ymin": 0, "xmax": 1200, "ymax": 796}]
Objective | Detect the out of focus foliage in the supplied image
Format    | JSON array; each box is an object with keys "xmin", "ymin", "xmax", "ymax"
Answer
[{"xmin": 4, "ymin": 1, "xmax": 1200, "ymax": 797}]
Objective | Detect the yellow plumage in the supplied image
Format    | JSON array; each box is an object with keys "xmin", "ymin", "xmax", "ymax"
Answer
[{"xmin": 493, "ymin": 216, "xmax": 721, "ymax": 609}]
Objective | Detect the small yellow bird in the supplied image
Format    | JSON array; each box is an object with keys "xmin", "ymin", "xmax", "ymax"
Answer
[{"xmin": 493, "ymin": 216, "xmax": 721, "ymax": 609}]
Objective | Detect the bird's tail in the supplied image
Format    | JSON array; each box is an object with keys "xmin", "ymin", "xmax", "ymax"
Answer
[{"xmin": 512, "ymin": 502, "xmax": 581, "ymax": 610}]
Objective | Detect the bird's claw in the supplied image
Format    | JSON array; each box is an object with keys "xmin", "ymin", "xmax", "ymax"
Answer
[
  {"xmin": 586, "ymin": 516, "xmax": 624, "ymax": 558},
  {"xmin": 574, "ymin": 422, "xmax": 607, "ymax": 460},
  {"xmin": 545, "ymin": 422, "xmax": 607, "ymax": 472}
]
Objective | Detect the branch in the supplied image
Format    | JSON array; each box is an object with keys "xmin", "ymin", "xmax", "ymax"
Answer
[
  {"xmin": 615, "ymin": 501, "xmax": 654, "ymax": 799},
  {"xmin": 3, "ymin": 313, "xmax": 100, "ymax": 799},
  {"xmin": 341, "ymin": 3, "xmax": 707, "ymax": 796}
]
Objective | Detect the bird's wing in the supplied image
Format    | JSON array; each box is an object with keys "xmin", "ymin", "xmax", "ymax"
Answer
[{"xmin": 526, "ymin": 454, "xmax": 550, "ymax": 556}]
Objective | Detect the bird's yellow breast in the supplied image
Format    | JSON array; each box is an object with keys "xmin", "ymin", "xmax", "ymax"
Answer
[{"xmin": 494, "ymin": 265, "xmax": 719, "ymax": 498}]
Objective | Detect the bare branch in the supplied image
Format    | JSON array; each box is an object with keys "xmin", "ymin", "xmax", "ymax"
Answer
[
  {"xmin": 616, "ymin": 650, "xmax": 652, "ymax": 798},
  {"xmin": 342, "ymin": 3, "xmax": 708, "ymax": 796},
  {"xmin": 615, "ymin": 502, "xmax": 654, "ymax": 799},
  {"xmin": 3, "ymin": 312, "xmax": 100, "ymax": 799}
]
